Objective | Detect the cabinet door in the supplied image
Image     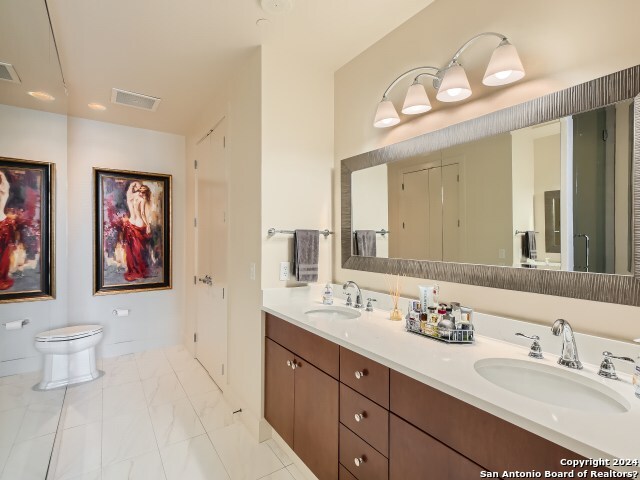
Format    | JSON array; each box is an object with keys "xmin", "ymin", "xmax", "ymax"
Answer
[
  {"xmin": 294, "ymin": 356, "xmax": 339, "ymax": 480},
  {"xmin": 390, "ymin": 414, "xmax": 484, "ymax": 480},
  {"xmin": 265, "ymin": 338, "xmax": 295, "ymax": 447}
]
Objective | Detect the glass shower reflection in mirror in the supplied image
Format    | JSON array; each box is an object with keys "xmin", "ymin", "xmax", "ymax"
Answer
[{"xmin": 351, "ymin": 100, "xmax": 634, "ymax": 275}]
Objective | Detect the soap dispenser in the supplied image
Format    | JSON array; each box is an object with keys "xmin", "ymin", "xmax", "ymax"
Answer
[{"xmin": 322, "ymin": 283, "xmax": 334, "ymax": 305}]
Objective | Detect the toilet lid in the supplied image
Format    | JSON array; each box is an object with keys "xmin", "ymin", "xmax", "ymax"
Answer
[{"xmin": 36, "ymin": 325, "xmax": 103, "ymax": 342}]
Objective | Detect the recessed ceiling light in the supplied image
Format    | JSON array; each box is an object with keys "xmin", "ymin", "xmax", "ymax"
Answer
[
  {"xmin": 27, "ymin": 91, "xmax": 55, "ymax": 102},
  {"xmin": 88, "ymin": 103, "xmax": 106, "ymax": 111}
]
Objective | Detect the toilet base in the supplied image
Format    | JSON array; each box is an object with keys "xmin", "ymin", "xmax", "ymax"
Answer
[{"xmin": 38, "ymin": 347, "xmax": 101, "ymax": 390}]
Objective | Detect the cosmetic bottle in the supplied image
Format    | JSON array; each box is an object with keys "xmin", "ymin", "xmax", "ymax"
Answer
[{"xmin": 322, "ymin": 283, "xmax": 333, "ymax": 305}]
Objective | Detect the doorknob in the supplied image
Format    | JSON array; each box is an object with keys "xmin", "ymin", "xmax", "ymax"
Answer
[{"xmin": 198, "ymin": 275, "xmax": 213, "ymax": 286}]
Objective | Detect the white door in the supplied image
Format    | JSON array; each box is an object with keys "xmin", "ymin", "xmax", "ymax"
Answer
[{"xmin": 195, "ymin": 122, "xmax": 228, "ymax": 388}]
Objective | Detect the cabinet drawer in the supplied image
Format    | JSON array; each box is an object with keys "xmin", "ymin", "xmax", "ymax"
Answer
[
  {"xmin": 265, "ymin": 313, "xmax": 339, "ymax": 378},
  {"xmin": 339, "ymin": 464, "xmax": 358, "ymax": 480},
  {"xmin": 390, "ymin": 370, "xmax": 588, "ymax": 473},
  {"xmin": 340, "ymin": 347, "xmax": 389, "ymax": 408},
  {"xmin": 340, "ymin": 384, "xmax": 389, "ymax": 456},
  {"xmin": 390, "ymin": 414, "xmax": 484, "ymax": 480},
  {"xmin": 340, "ymin": 424, "xmax": 388, "ymax": 480}
]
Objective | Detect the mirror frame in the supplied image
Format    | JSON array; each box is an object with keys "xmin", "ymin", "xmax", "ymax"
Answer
[{"xmin": 341, "ymin": 65, "xmax": 640, "ymax": 306}]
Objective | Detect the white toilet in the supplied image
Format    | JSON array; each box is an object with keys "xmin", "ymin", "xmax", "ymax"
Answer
[{"xmin": 34, "ymin": 325, "xmax": 104, "ymax": 390}]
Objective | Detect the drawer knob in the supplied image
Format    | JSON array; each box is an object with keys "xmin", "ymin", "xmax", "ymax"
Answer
[
  {"xmin": 286, "ymin": 360, "xmax": 292, "ymax": 367},
  {"xmin": 354, "ymin": 457, "xmax": 365, "ymax": 467},
  {"xmin": 287, "ymin": 360, "xmax": 297, "ymax": 370},
  {"xmin": 354, "ymin": 370, "xmax": 365, "ymax": 380},
  {"xmin": 354, "ymin": 412, "xmax": 365, "ymax": 422}
]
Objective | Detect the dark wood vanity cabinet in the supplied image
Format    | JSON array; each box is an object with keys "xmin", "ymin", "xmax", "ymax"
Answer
[
  {"xmin": 390, "ymin": 414, "xmax": 485, "ymax": 479},
  {"xmin": 264, "ymin": 312, "xmax": 595, "ymax": 480},
  {"xmin": 265, "ymin": 314, "xmax": 339, "ymax": 480},
  {"xmin": 264, "ymin": 338, "xmax": 295, "ymax": 447}
]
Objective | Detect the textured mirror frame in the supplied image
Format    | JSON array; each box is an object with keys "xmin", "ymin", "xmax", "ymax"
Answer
[{"xmin": 341, "ymin": 66, "xmax": 640, "ymax": 306}]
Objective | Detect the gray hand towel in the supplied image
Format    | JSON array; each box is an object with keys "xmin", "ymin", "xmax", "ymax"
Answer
[
  {"xmin": 354, "ymin": 230, "xmax": 377, "ymax": 257},
  {"xmin": 293, "ymin": 230, "xmax": 319, "ymax": 282},
  {"xmin": 522, "ymin": 231, "xmax": 537, "ymax": 260}
]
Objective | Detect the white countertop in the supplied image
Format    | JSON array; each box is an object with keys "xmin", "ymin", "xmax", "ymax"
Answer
[{"xmin": 263, "ymin": 285, "xmax": 640, "ymax": 470}]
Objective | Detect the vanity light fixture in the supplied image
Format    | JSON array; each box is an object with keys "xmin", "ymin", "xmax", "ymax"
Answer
[
  {"xmin": 373, "ymin": 32, "xmax": 525, "ymax": 128},
  {"xmin": 27, "ymin": 91, "xmax": 55, "ymax": 102}
]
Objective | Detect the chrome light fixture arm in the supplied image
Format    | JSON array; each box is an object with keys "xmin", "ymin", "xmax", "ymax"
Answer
[
  {"xmin": 448, "ymin": 32, "xmax": 508, "ymax": 66},
  {"xmin": 380, "ymin": 66, "xmax": 441, "ymax": 100},
  {"xmin": 373, "ymin": 31, "xmax": 524, "ymax": 128}
]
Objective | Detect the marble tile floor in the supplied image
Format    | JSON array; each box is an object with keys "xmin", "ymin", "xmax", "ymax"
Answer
[
  {"xmin": 1, "ymin": 345, "xmax": 307, "ymax": 480},
  {"xmin": 0, "ymin": 370, "xmax": 65, "ymax": 480}
]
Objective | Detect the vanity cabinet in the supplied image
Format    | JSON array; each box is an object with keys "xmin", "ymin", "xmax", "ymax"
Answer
[
  {"xmin": 264, "ymin": 314, "xmax": 339, "ymax": 480},
  {"xmin": 390, "ymin": 370, "xmax": 589, "ymax": 474},
  {"xmin": 264, "ymin": 312, "xmax": 600, "ymax": 480},
  {"xmin": 390, "ymin": 414, "xmax": 485, "ymax": 479}
]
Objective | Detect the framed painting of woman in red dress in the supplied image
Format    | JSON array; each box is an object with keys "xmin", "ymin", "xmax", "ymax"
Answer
[
  {"xmin": 94, "ymin": 168, "xmax": 171, "ymax": 295},
  {"xmin": 0, "ymin": 157, "xmax": 55, "ymax": 303}
]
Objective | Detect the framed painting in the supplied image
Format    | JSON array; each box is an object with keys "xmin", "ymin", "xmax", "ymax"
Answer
[
  {"xmin": 0, "ymin": 157, "xmax": 55, "ymax": 303},
  {"xmin": 94, "ymin": 168, "xmax": 172, "ymax": 295}
]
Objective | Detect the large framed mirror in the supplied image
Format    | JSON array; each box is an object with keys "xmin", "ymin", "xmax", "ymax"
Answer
[{"xmin": 341, "ymin": 65, "xmax": 640, "ymax": 306}]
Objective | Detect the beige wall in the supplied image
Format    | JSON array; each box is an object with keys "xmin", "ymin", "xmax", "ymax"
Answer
[
  {"xmin": 352, "ymin": 165, "xmax": 389, "ymax": 258},
  {"xmin": 333, "ymin": 0, "xmax": 640, "ymax": 341},
  {"xmin": 185, "ymin": 48, "xmax": 264, "ymax": 435},
  {"xmin": 184, "ymin": 46, "xmax": 334, "ymax": 438},
  {"xmin": 261, "ymin": 46, "xmax": 334, "ymax": 289},
  {"xmin": 0, "ymin": 105, "xmax": 68, "ymax": 375}
]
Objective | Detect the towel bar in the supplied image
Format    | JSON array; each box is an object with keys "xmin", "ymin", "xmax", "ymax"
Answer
[
  {"xmin": 267, "ymin": 228, "xmax": 333, "ymax": 238},
  {"xmin": 352, "ymin": 229, "xmax": 390, "ymax": 237},
  {"xmin": 515, "ymin": 230, "xmax": 539, "ymax": 235}
]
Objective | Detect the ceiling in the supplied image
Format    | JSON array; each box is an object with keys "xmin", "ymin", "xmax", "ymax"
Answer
[{"xmin": 0, "ymin": 0, "xmax": 436, "ymax": 134}]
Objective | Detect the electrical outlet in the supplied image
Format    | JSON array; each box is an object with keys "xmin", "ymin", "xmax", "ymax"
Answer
[
  {"xmin": 249, "ymin": 262, "xmax": 256, "ymax": 281},
  {"xmin": 498, "ymin": 248, "xmax": 506, "ymax": 259},
  {"xmin": 279, "ymin": 262, "xmax": 290, "ymax": 281}
]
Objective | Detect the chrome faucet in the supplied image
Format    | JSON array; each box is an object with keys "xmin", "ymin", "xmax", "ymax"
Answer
[
  {"xmin": 343, "ymin": 281, "xmax": 363, "ymax": 309},
  {"xmin": 551, "ymin": 319, "xmax": 583, "ymax": 369}
]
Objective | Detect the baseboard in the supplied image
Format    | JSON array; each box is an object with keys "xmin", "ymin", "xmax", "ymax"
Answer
[
  {"xmin": 271, "ymin": 429, "xmax": 318, "ymax": 480},
  {"xmin": 1, "ymin": 355, "xmax": 42, "ymax": 377},
  {"xmin": 98, "ymin": 337, "xmax": 176, "ymax": 359},
  {"xmin": 221, "ymin": 384, "xmax": 271, "ymax": 442}
]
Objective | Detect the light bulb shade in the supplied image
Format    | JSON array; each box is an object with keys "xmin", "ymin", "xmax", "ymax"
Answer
[
  {"xmin": 436, "ymin": 64, "xmax": 472, "ymax": 102},
  {"xmin": 402, "ymin": 82, "xmax": 432, "ymax": 115},
  {"xmin": 483, "ymin": 41, "xmax": 525, "ymax": 86},
  {"xmin": 373, "ymin": 99, "xmax": 400, "ymax": 128}
]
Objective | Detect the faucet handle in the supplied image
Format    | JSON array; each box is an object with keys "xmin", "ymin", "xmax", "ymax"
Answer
[
  {"xmin": 598, "ymin": 352, "xmax": 635, "ymax": 380},
  {"xmin": 515, "ymin": 333, "xmax": 543, "ymax": 359},
  {"xmin": 345, "ymin": 293, "xmax": 353, "ymax": 307},
  {"xmin": 365, "ymin": 298, "xmax": 377, "ymax": 312}
]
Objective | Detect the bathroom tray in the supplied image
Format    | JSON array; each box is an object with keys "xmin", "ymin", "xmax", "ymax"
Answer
[{"xmin": 405, "ymin": 324, "xmax": 474, "ymax": 344}]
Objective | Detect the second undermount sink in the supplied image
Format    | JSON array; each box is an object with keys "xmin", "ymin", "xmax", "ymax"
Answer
[
  {"xmin": 475, "ymin": 358, "xmax": 631, "ymax": 414},
  {"xmin": 303, "ymin": 305, "xmax": 361, "ymax": 320}
]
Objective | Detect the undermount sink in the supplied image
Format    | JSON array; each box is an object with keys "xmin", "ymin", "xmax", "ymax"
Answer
[
  {"xmin": 303, "ymin": 305, "xmax": 361, "ymax": 320},
  {"xmin": 474, "ymin": 358, "xmax": 631, "ymax": 414}
]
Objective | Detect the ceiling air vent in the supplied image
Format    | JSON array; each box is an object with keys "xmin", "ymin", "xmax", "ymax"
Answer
[
  {"xmin": 110, "ymin": 88, "xmax": 161, "ymax": 111},
  {"xmin": 0, "ymin": 62, "xmax": 21, "ymax": 84}
]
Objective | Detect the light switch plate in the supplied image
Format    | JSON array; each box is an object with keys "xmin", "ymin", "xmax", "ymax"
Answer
[
  {"xmin": 249, "ymin": 263, "xmax": 256, "ymax": 281},
  {"xmin": 279, "ymin": 262, "xmax": 290, "ymax": 281}
]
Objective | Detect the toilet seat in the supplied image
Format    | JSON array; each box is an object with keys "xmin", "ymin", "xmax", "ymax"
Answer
[{"xmin": 36, "ymin": 325, "xmax": 103, "ymax": 342}]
